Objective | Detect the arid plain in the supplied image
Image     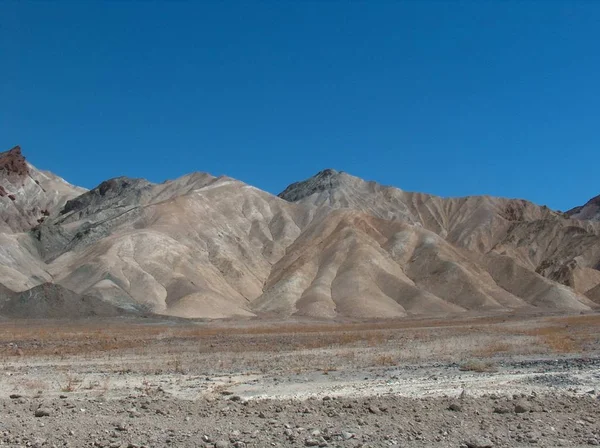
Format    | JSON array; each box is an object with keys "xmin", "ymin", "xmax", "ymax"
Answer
[{"xmin": 1, "ymin": 312, "xmax": 599, "ymax": 447}]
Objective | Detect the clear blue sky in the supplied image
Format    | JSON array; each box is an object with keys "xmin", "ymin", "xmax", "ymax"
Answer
[{"xmin": 2, "ymin": 1, "xmax": 599, "ymax": 211}]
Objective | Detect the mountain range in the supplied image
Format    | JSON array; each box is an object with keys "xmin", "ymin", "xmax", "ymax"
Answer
[{"xmin": 1, "ymin": 145, "xmax": 599, "ymax": 319}]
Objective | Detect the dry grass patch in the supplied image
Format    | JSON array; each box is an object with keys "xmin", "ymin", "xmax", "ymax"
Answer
[
  {"xmin": 459, "ymin": 359, "xmax": 497, "ymax": 373},
  {"xmin": 474, "ymin": 342, "xmax": 512, "ymax": 357},
  {"xmin": 20, "ymin": 379, "xmax": 48, "ymax": 392},
  {"xmin": 373, "ymin": 354, "xmax": 396, "ymax": 366},
  {"xmin": 0, "ymin": 312, "xmax": 597, "ymax": 374},
  {"xmin": 61, "ymin": 373, "xmax": 82, "ymax": 393},
  {"xmin": 526, "ymin": 326, "xmax": 578, "ymax": 353}
]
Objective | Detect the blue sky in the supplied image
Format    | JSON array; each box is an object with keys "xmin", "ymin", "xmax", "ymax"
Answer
[{"xmin": 2, "ymin": 1, "xmax": 599, "ymax": 211}]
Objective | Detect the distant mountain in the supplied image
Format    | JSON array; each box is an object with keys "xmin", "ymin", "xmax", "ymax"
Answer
[
  {"xmin": 567, "ymin": 194, "xmax": 600, "ymax": 221},
  {"xmin": 1, "ymin": 146, "xmax": 599, "ymax": 319}
]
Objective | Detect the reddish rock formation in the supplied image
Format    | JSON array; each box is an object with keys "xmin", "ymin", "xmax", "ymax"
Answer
[{"xmin": 0, "ymin": 146, "xmax": 29, "ymax": 178}]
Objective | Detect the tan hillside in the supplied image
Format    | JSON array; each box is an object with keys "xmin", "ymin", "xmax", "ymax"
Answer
[{"xmin": 1, "ymin": 148, "xmax": 599, "ymax": 319}]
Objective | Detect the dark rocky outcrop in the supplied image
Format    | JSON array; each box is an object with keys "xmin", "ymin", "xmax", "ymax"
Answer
[
  {"xmin": 278, "ymin": 169, "xmax": 343, "ymax": 202},
  {"xmin": 32, "ymin": 177, "xmax": 154, "ymax": 261},
  {"xmin": 61, "ymin": 177, "xmax": 154, "ymax": 216},
  {"xmin": 0, "ymin": 283, "xmax": 136, "ymax": 319}
]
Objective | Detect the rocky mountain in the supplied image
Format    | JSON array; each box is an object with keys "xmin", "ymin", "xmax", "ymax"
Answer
[
  {"xmin": 0, "ymin": 146, "xmax": 87, "ymax": 233},
  {"xmin": 567, "ymin": 194, "xmax": 600, "ymax": 221},
  {"xmin": 0, "ymin": 146, "xmax": 88, "ymax": 293},
  {"xmin": 1, "ymin": 146, "xmax": 599, "ymax": 319},
  {"xmin": 263, "ymin": 169, "xmax": 600, "ymax": 317}
]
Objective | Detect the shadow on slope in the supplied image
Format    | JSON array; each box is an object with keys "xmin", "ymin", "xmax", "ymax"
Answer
[{"xmin": 0, "ymin": 283, "xmax": 146, "ymax": 319}]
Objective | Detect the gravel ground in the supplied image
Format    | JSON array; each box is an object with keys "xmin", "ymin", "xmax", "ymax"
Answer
[
  {"xmin": 1, "ymin": 316, "xmax": 599, "ymax": 447},
  {"xmin": 1, "ymin": 357, "xmax": 599, "ymax": 447},
  {"xmin": 1, "ymin": 386, "xmax": 600, "ymax": 448}
]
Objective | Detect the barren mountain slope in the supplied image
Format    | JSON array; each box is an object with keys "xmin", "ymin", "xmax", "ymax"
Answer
[
  {"xmin": 0, "ymin": 146, "xmax": 88, "ymax": 291},
  {"xmin": 33, "ymin": 174, "xmax": 308, "ymax": 318},
  {"xmin": 279, "ymin": 170, "xmax": 600, "ymax": 303},
  {"xmin": 253, "ymin": 209, "xmax": 593, "ymax": 319},
  {"xmin": 253, "ymin": 209, "xmax": 513, "ymax": 318},
  {"xmin": 567, "ymin": 194, "xmax": 600, "ymax": 221},
  {"xmin": 0, "ymin": 146, "xmax": 86, "ymax": 233}
]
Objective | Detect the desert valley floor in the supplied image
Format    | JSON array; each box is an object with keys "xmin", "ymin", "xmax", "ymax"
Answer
[{"xmin": 1, "ymin": 312, "xmax": 599, "ymax": 448}]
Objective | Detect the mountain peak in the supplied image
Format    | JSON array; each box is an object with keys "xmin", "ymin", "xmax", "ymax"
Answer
[
  {"xmin": 316, "ymin": 168, "xmax": 339, "ymax": 177},
  {"xmin": 278, "ymin": 168, "xmax": 344, "ymax": 202},
  {"xmin": 0, "ymin": 145, "xmax": 29, "ymax": 178},
  {"xmin": 567, "ymin": 194, "xmax": 600, "ymax": 221},
  {"xmin": 60, "ymin": 176, "xmax": 153, "ymax": 216}
]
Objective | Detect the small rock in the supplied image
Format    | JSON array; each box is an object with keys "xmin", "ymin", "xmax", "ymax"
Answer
[
  {"xmin": 9, "ymin": 394, "xmax": 22, "ymax": 399},
  {"xmin": 525, "ymin": 431, "xmax": 540, "ymax": 443},
  {"xmin": 368, "ymin": 405, "xmax": 381, "ymax": 415},
  {"xmin": 305, "ymin": 438, "xmax": 319, "ymax": 447},
  {"xmin": 341, "ymin": 431, "xmax": 354, "ymax": 440},
  {"xmin": 448, "ymin": 402, "xmax": 462, "ymax": 412},
  {"xmin": 34, "ymin": 408, "xmax": 51, "ymax": 418},
  {"xmin": 514, "ymin": 402, "xmax": 529, "ymax": 414},
  {"xmin": 465, "ymin": 437, "xmax": 493, "ymax": 448},
  {"xmin": 493, "ymin": 406, "xmax": 511, "ymax": 414},
  {"xmin": 215, "ymin": 441, "xmax": 229, "ymax": 448}
]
